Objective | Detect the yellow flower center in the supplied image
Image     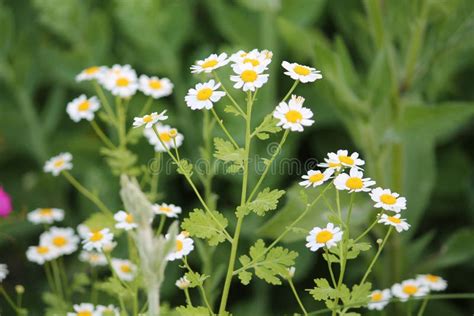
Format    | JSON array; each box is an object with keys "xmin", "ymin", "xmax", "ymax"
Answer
[
  {"xmin": 77, "ymin": 312, "xmax": 92, "ymax": 316},
  {"xmin": 143, "ymin": 115, "xmax": 154, "ymax": 123},
  {"xmin": 387, "ymin": 216, "xmax": 401, "ymax": 224},
  {"xmin": 160, "ymin": 207, "xmax": 171, "ymax": 213},
  {"xmin": 148, "ymin": 79, "xmax": 162, "ymax": 90},
  {"xmin": 84, "ymin": 66, "xmax": 99, "ymax": 75},
  {"xmin": 37, "ymin": 246, "xmax": 49, "ymax": 254},
  {"xmin": 53, "ymin": 159, "xmax": 65, "ymax": 168},
  {"xmin": 90, "ymin": 231, "xmax": 103, "ymax": 242},
  {"xmin": 176, "ymin": 240, "xmax": 184, "ymax": 252},
  {"xmin": 371, "ymin": 292, "xmax": 383, "ymax": 302},
  {"xmin": 125, "ymin": 214, "xmax": 134, "ymax": 223},
  {"xmin": 309, "ymin": 173, "xmax": 324, "ymax": 183},
  {"xmin": 52, "ymin": 236, "xmax": 67, "ymax": 247},
  {"xmin": 243, "ymin": 58, "xmax": 260, "ymax": 66},
  {"xmin": 240, "ymin": 70, "xmax": 258, "ymax": 83},
  {"xmin": 328, "ymin": 162, "xmax": 341, "ymax": 168},
  {"xmin": 380, "ymin": 194, "xmax": 397, "ymax": 205},
  {"xmin": 345, "ymin": 177, "xmax": 363, "ymax": 190},
  {"xmin": 197, "ymin": 88, "xmax": 213, "ymax": 101},
  {"xmin": 201, "ymin": 59, "xmax": 218, "ymax": 69},
  {"xmin": 40, "ymin": 208, "xmax": 53, "ymax": 216},
  {"xmin": 116, "ymin": 77, "xmax": 129, "ymax": 87},
  {"xmin": 316, "ymin": 230, "xmax": 333, "ymax": 243},
  {"xmin": 285, "ymin": 110, "xmax": 303, "ymax": 123},
  {"xmin": 120, "ymin": 264, "xmax": 131, "ymax": 273},
  {"xmin": 78, "ymin": 101, "xmax": 90, "ymax": 112},
  {"xmin": 294, "ymin": 65, "xmax": 311, "ymax": 76},
  {"xmin": 338, "ymin": 155, "xmax": 354, "ymax": 165},
  {"xmin": 426, "ymin": 274, "xmax": 440, "ymax": 282},
  {"xmin": 159, "ymin": 132, "xmax": 172, "ymax": 142},
  {"xmin": 403, "ymin": 285, "xmax": 418, "ymax": 295}
]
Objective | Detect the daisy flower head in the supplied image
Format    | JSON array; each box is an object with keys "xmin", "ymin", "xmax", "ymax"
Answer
[
  {"xmin": 79, "ymin": 251, "xmax": 107, "ymax": 267},
  {"xmin": 82, "ymin": 228, "xmax": 114, "ymax": 251},
  {"xmin": 273, "ymin": 95, "xmax": 314, "ymax": 132},
  {"xmin": 143, "ymin": 124, "xmax": 184, "ymax": 152},
  {"xmin": 101, "ymin": 64, "xmax": 138, "ymax": 98},
  {"xmin": 0, "ymin": 263, "xmax": 8, "ymax": 282},
  {"xmin": 370, "ymin": 187, "xmax": 407, "ymax": 213},
  {"xmin": 334, "ymin": 168, "xmax": 375, "ymax": 193},
  {"xmin": 43, "ymin": 152, "xmax": 73, "ymax": 176},
  {"xmin": 282, "ymin": 61, "xmax": 322, "ymax": 83},
  {"xmin": 40, "ymin": 226, "xmax": 79, "ymax": 256},
  {"xmin": 111, "ymin": 258, "xmax": 137, "ymax": 282},
  {"xmin": 175, "ymin": 276, "xmax": 190, "ymax": 290},
  {"xmin": 66, "ymin": 95, "xmax": 101, "ymax": 122},
  {"xmin": 166, "ymin": 232, "xmax": 194, "ymax": 261},
  {"xmin": 67, "ymin": 303, "xmax": 95, "ymax": 316},
  {"xmin": 132, "ymin": 110, "xmax": 168, "ymax": 128},
  {"xmin": 230, "ymin": 62, "xmax": 269, "ymax": 92},
  {"xmin": 191, "ymin": 53, "xmax": 229, "ymax": 74},
  {"xmin": 391, "ymin": 279, "xmax": 429, "ymax": 302},
  {"xmin": 417, "ymin": 274, "xmax": 447, "ymax": 291},
  {"xmin": 378, "ymin": 214, "xmax": 410, "ymax": 233},
  {"xmin": 27, "ymin": 207, "xmax": 64, "ymax": 225},
  {"xmin": 138, "ymin": 75, "xmax": 173, "ymax": 99},
  {"xmin": 75, "ymin": 65, "xmax": 107, "ymax": 82},
  {"xmin": 231, "ymin": 49, "xmax": 272, "ymax": 69},
  {"xmin": 26, "ymin": 244, "xmax": 60, "ymax": 265},
  {"xmin": 152, "ymin": 203, "xmax": 182, "ymax": 218},
  {"xmin": 320, "ymin": 150, "xmax": 365, "ymax": 171},
  {"xmin": 299, "ymin": 169, "xmax": 334, "ymax": 188},
  {"xmin": 96, "ymin": 304, "xmax": 120, "ymax": 316},
  {"xmin": 306, "ymin": 223, "xmax": 343, "ymax": 252},
  {"xmin": 368, "ymin": 289, "xmax": 391, "ymax": 310},
  {"xmin": 114, "ymin": 210, "xmax": 137, "ymax": 231},
  {"xmin": 185, "ymin": 79, "xmax": 225, "ymax": 110}
]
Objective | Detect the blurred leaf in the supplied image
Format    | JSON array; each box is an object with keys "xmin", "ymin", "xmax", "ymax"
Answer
[
  {"xmin": 433, "ymin": 229, "xmax": 474, "ymax": 269},
  {"xmin": 176, "ymin": 306, "xmax": 210, "ymax": 316},
  {"xmin": 280, "ymin": 0, "xmax": 327, "ymax": 26}
]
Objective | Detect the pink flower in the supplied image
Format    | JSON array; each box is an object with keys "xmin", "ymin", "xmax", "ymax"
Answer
[{"xmin": 0, "ymin": 187, "xmax": 13, "ymax": 218}]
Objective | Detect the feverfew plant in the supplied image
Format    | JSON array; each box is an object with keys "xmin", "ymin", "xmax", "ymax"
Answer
[{"xmin": 1, "ymin": 49, "xmax": 457, "ymax": 316}]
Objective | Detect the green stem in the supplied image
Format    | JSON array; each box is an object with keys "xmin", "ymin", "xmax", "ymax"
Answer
[
  {"xmin": 210, "ymin": 108, "xmax": 239, "ymax": 149},
  {"xmin": 360, "ymin": 227, "xmax": 393, "ymax": 284},
  {"xmin": 334, "ymin": 189, "xmax": 346, "ymax": 312},
  {"xmin": 0, "ymin": 286, "xmax": 19, "ymax": 313},
  {"xmin": 213, "ymin": 72, "xmax": 246, "ymax": 117},
  {"xmin": 354, "ymin": 212, "xmax": 383, "ymax": 242},
  {"xmin": 288, "ymin": 278, "xmax": 308, "ymax": 316},
  {"xmin": 156, "ymin": 215, "xmax": 166, "ymax": 236},
  {"xmin": 183, "ymin": 257, "xmax": 213, "ymax": 314},
  {"xmin": 61, "ymin": 170, "xmax": 113, "ymax": 215},
  {"xmin": 150, "ymin": 152, "xmax": 161, "ymax": 201},
  {"xmin": 89, "ymin": 120, "xmax": 116, "ymax": 149},
  {"xmin": 184, "ymin": 288, "xmax": 193, "ymax": 307},
  {"xmin": 44, "ymin": 262, "xmax": 57, "ymax": 294},
  {"xmin": 116, "ymin": 97, "xmax": 127, "ymax": 148},
  {"xmin": 51, "ymin": 260, "xmax": 65, "ymax": 301},
  {"xmin": 58, "ymin": 257, "xmax": 70, "ymax": 300},
  {"xmin": 282, "ymin": 80, "xmax": 299, "ymax": 102},
  {"xmin": 325, "ymin": 248, "xmax": 337, "ymax": 287},
  {"xmin": 417, "ymin": 297, "xmax": 429, "ymax": 316},
  {"xmin": 93, "ymin": 81, "xmax": 117, "ymax": 122}
]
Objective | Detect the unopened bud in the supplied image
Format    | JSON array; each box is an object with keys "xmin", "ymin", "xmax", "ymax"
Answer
[
  {"xmin": 169, "ymin": 129, "xmax": 178, "ymax": 138},
  {"xmin": 376, "ymin": 239, "xmax": 383, "ymax": 245},
  {"xmin": 15, "ymin": 285, "xmax": 25, "ymax": 294}
]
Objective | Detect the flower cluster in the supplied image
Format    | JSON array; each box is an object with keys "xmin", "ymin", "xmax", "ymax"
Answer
[{"xmin": 67, "ymin": 303, "xmax": 119, "ymax": 316}]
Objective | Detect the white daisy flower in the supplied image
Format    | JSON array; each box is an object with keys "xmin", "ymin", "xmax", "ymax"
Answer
[
  {"xmin": 281, "ymin": 61, "xmax": 322, "ymax": 83},
  {"xmin": 230, "ymin": 62, "xmax": 269, "ymax": 92},
  {"xmin": 77, "ymin": 224, "xmax": 99, "ymax": 239},
  {"xmin": 152, "ymin": 203, "xmax": 182, "ymax": 218},
  {"xmin": 101, "ymin": 64, "xmax": 138, "ymax": 98},
  {"xmin": 166, "ymin": 232, "xmax": 194, "ymax": 261},
  {"xmin": 27, "ymin": 208, "xmax": 64, "ymax": 225},
  {"xmin": 114, "ymin": 210, "xmax": 137, "ymax": 231},
  {"xmin": 190, "ymin": 53, "xmax": 229, "ymax": 74},
  {"xmin": 132, "ymin": 111, "xmax": 168, "ymax": 128},
  {"xmin": 67, "ymin": 303, "xmax": 95, "ymax": 316},
  {"xmin": 319, "ymin": 150, "xmax": 365, "ymax": 171},
  {"xmin": 43, "ymin": 152, "xmax": 73, "ymax": 176},
  {"xmin": 79, "ymin": 251, "xmax": 107, "ymax": 267},
  {"xmin": 66, "ymin": 95, "xmax": 101, "ymax": 122},
  {"xmin": 367, "ymin": 289, "xmax": 391, "ymax": 310},
  {"xmin": 143, "ymin": 124, "xmax": 184, "ymax": 152},
  {"xmin": 417, "ymin": 274, "xmax": 447, "ymax": 291},
  {"xmin": 96, "ymin": 304, "xmax": 120, "ymax": 316},
  {"xmin": 138, "ymin": 75, "xmax": 173, "ymax": 99},
  {"xmin": 334, "ymin": 168, "xmax": 375, "ymax": 193},
  {"xmin": 75, "ymin": 66, "xmax": 107, "ymax": 82},
  {"xmin": 82, "ymin": 228, "xmax": 114, "ymax": 252},
  {"xmin": 185, "ymin": 80, "xmax": 225, "ymax": 110},
  {"xmin": 231, "ymin": 49, "xmax": 272, "ymax": 69},
  {"xmin": 299, "ymin": 169, "xmax": 334, "ymax": 188},
  {"xmin": 111, "ymin": 258, "xmax": 137, "ymax": 282},
  {"xmin": 305, "ymin": 223, "xmax": 343, "ymax": 252},
  {"xmin": 391, "ymin": 279, "xmax": 429, "ymax": 302},
  {"xmin": 40, "ymin": 227, "xmax": 79, "ymax": 256},
  {"xmin": 26, "ymin": 244, "xmax": 60, "ymax": 265},
  {"xmin": 370, "ymin": 187, "xmax": 407, "ymax": 213},
  {"xmin": 273, "ymin": 95, "xmax": 314, "ymax": 132},
  {"xmin": 378, "ymin": 214, "xmax": 410, "ymax": 233},
  {"xmin": 175, "ymin": 276, "xmax": 190, "ymax": 290},
  {"xmin": 0, "ymin": 263, "xmax": 8, "ymax": 282}
]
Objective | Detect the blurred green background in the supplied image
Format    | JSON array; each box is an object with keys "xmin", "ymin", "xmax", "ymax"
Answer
[{"xmin": 1, "ymin": 0, "xmax": 473, "ymax": 315}]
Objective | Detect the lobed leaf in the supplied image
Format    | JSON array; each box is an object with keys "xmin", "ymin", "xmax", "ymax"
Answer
[{"xmin": 181, "ymin": 209, "xmax": 229, "ymax": 246}]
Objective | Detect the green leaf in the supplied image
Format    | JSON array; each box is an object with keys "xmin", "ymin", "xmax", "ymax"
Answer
[
  {"xmin": 224, "ymin": 105, "xmax": 242, "ymax": 117},
  {"xmin": 71, "ymin": 273, "xmax": 90, "ymax": 294},
  {"xmin": 238, "ymin": 270, "xmax": 253, "ymax": 285},
  {"xmin": 181, "ymin": 209, "xmax": 229, "ymax": 246},
  {"xmin": 309, "ymin": 278, "xmax": 337, "ymax": 301},
  {"xmin": 213, "ymin": 137, "xmax": 245, "ymax": 172},
  {"xmin": 252, "ymin": 114, "xmax": 282, "ymax": 140},
  {"xmin": 97, "ymin": 277, "xmax": 133, "ymax": 298},
  {"xmin": 346, "ymin": 240, "xmax": 371, "ymax": 260},
  {"xmin": 433, "ymin": 229, "xmax": 474, "ymax": 269},
  {"xmin": 176, "ymin": 306, "xmax": 210, "ymax": 316},
  {"xmin": 346, "ymin": 282, "xmax": 372, "ymax": 307},
  {"xmin": 237, "ymin": 239, "xmax": 298, "ymax": 285},
  {"xmin": 185, "ymin": 271, "xmax": 209, "ymax": 288},
  {"xmin": 177, "ymin": 159, "xmax": 193, "ymax": 176},
  {"xmin": 246, "ymin": 188, "xmax": 286, "ymax": 216},
  {"xmin": 100, "ymin": 147, "xmax": 139, "ymax": 176}
]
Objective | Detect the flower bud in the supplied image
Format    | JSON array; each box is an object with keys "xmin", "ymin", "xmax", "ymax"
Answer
[
  {"xmin": 15, "ymin": 285, "xmax": 25, "ymax": 294},
  {"xmin": 169, "ymin": 129, "xmax": 178, "ymax": 138}
]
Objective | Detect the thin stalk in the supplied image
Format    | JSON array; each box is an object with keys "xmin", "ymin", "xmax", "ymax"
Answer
[
  {"xmin": 184, "ymin": 288, "xmax": 193, "ymax": 307},
  {"xmin": 61, "ymin": 170, "xmax": 113, "ymax": 215},
  {"xmin": 325, "ymin": 248, "xmax": 337, "ymax": 287},
  {"xmin": 150, "ymin": 152, "xmax": 161, "ymax": 200},
  {"xmin": 334, "ymin": 189, "xmax": 346, "ymax": 313},
  {"xmin": 417, "ymin": 297, "xmax": 429, "ymax": 316},
  {"xmin": 116, "ymin": 97, "xmax": 127, "ymax": 148},
  {"xmin": 90, "ymin": 120, "xmax": 116, "ymax": 149},
  {"xmin": 156, "ymin": 215, "xmax": 166, "ymax": 236},
  {"xmin": 213, "ymin": 72, "xmax": 246, "ymax": 117},
  {"xmin": 44, "ymin": 263, "xmax": 57, "ymax": 294},
  {"xmin": 288, "ymin": 278, "xmax": 308, "ymax": 316},
  {"xmin": 360, "ymin": 227, "xmax": 393, "ymax": 284},
  {"xmin": 183, "ymin": 258, "xmax": 213, "ymax": 314},
  {"xmin": 58, "ymin": 257, "xmax": 70, "ymax": 300},
  {"xmin": 173, "ymin": 138, "xmax": 181, "ymax": 161},
  {"xmin": 282, "ymin": 80, "xmax": 299, "ymax": 102},
  {"xmin": 354, "ymin": 212, "xmax": 383, "ymax": 242},
  {"xmin": 210, "ymin": 108, "xmax": 239, "ymax": 149},
  {"xmin": 51, "ymin": 260, "xmax": 65, "ymax": 301},
  {"xmin": 0, "ymin": 286, "xmax": 19, "ymax": 313},
  {"xmin": 93, "ymin": 82, "xmax": 117, "ymax": 122}
]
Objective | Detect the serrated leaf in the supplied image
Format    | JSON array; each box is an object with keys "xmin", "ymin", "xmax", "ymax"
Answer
[
  {"xmin": 253, "ymin": 114, "xmax": 282, "ymax": 140},
  {"xmin": 185, "ymin": 271, "xmax": 209, "ymax": 288},
  {"xmin": 213, "ymin": 137, "xmax": 245, "ymax": 169},
  {"xmin": 238, "ymin": 271, "xmax": 252, "ymax": 285},
  {"xmin": 224, "ymin": 105, "xmax": 241, "ymax": 117},
  {"xmin": 101, "ymin": 147, "xmax": 139, "ymax": 176},
  {"xmin": 181, "ymin": 209, "xmax": 228, "ymax": 246},
  {"xmin": 247, "ymin": 188, "xmax": 285, "ymax": 216},
  {"xmin": 309, "ymin": 278, "xmax": 337, "ymax": 301},
  {"xmin": 176, "ymin": 306, "xmax": 210, "ymax": 316},
  {"xmin": 177, "ymin": 159, "xmax": 193, "ymax": 176},
  {"xmin": 347, "ymin": 282, "xmax": 372, "ymax": 307},
  {"xmin": 346, "ymin": 241, "xmax": 371, "ymax": 260}
]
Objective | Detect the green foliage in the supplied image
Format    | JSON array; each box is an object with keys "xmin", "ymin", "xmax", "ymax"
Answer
[
  {"xmin": 176, "ymin": 159, "xmax": 194, "ymax": 177},
  {"xmin": 181, "ymin": 209, "xmax": 229, "ymax": 246},
  {"xmin": 252, "ymin": 114, "xmax": 282, "ymax": 140},
  {"xmin": 101, "ymin": 147, "xmax": 140, "ymax": 176},
  {"xmin": 309, "ymin": 279, "xmax": 371, "ymax": 312},
  {"xmin": 97, "ymin": 277, "xmax": 133, "ymax": 298},
  {"xmin": 237, "ymin": 188, "xmax": 285, "ymax": 217},
  {"xmin": 213, "ymin": 137, "xmax": 245, "ymax": 173},
  {"xmin": 70, "ymin": 272, "xmax": 90, "ymax": 294},
  {"xmin": 238, "ymin": 239, "xmax": 298, "ymax": 285},
  {"xmin": 184, "ymin": 271, "xmax": 210, "ymax": 288},
  {"xmin": 176, "ymin": 306, "xmax": 210, "ymax": 316}
]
